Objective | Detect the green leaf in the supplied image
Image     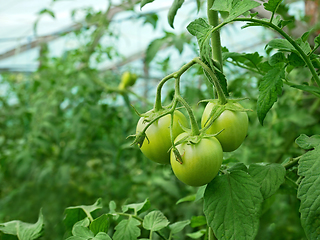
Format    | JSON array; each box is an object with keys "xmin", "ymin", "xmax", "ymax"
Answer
[
  {"xmin": 176, "ymin": 194, "xmax": 196, "ymax": 204},
  {"xmin": 257, "ymin": 67, "xmax": 284, "ymax": 125},
  {"xmin": 203, "ymin": 170, "xmax": 263, "ymax": 240},
  {"xmin": 64, "ymin": 199, "xmax": 103, "ymax": 230},
  {"xmin": 66, "ymin": 236, "xmax": 88, "ymax": 240},
  {"xmin": 38, "ymin": 8, "xmax": 55, "ymax": 18},
  {"xmin": 122, "ymin": 199, "xmax": 151, "ymax": 215},
  {"xmin": 225, "ymin": 0, "xmax": 260, "ymax": 22},
  {"xmin": 186, "ymin": 229, "xmax": 206, "ymax": 239},
  {"xmin": 267, "ymin": 39, "xmax": 295, "ymax": 52},
  {"xmin": 72, "ymin": 218, "xmax": 93, "ymax": 238},
  {"xmin": 167, "ymin": 0, "xmax": 185, "ymax": 28},
  {"xmin": 314, "ymin": 33, "xmax": 320, "ymax": 45},
  {"xmin": 142, "ymin": 13, "xmax": 158, "ymax": 29},
  {"xmin": 93, "ymin": 232, "xmax": 112, "ymax": 240},
  {"xmin": 187, "ymin": 18, "xmax": 228, "ymax": 96},
  {"xmin": 288, "ymin": 83, "xmax": 320, "ymax": 95},
  {"xmin": 190, "ymin": 216, "xmax": 207, "ymax": 228},
  {"xmin": 141, "ymin": 0, "xmax": 155, "ymax": 9},
  {"xmin": 269, "ymin": 52, "xmax": 286, "ymax": 66},
  {"xmin": 210, "ymin": 0, "xmax": 233, "ymax": 12},
  {"xmin": 223, "ymin": 51, "xmax": 263, "ymax": 71},
  {"xmin": 143, "ymin": 211, "xmax": 169, "ymax": 231},
  {"xmin": 113, "ymin": 218, "xmax": 141, "ymax": 240},
  {"xmin": 248, "ymin": 163, "xmax": 286, "ymax": 199},
  {"xmin": 0, "ymin": 210, "xmax": 44, "ymax": 240},
  {"xmin": 211, "ymin": 0, "xmax": 260, "ymax": 22},
  {"xmin": 195, "ymin": 185, "xmax": 206, "ymax": 201},
  {"xmin": 295, "ymin": 134, "xmax": 320, "ymax": 150},
  {"xmin": 228, "ymin": 162, "xmax": 248, "ymax": 172},
  {"xmin": 288, "ymin": 52, "xmax": 305, "ymax": 67},
  {"xmin": 263, "ymin": 0, "xmax": 283, "ymax": 13},
  {"xmin": 169, "ymin": 220, "xmax": 190, "ymax": 234},
  {"xmin": 145, "ymin": 38, "xmax": 165, "ymax": 65},
  {"xmin": 90, "ymin": 214, "xmax": 111, "ymax": 235},
  {"xmin": 297, "ymin": 146, "xmax": 320, "ymax": 240}
]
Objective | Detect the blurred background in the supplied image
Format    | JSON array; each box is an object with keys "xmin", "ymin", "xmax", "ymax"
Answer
[{"xmin": 0, "ymin": 0, "xmax": 319, "ymax": 239}]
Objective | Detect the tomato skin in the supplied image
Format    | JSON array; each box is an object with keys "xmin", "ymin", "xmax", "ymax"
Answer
[
  {"xmin": 201, "ymin": 102, "xmax": 248, "ymax": 152},
  {"xmin": 136, "ymin": 111, "xmax": 187, "ymax": 164},
  {"xmin": 170, "ymin": 133, "xmax": 223, "ymax": 186}
]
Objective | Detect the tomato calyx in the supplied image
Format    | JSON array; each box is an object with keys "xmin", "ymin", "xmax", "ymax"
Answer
[
  {"xmin": 200, "ymin": 98, "xmax": 252, "ymax": 131},
  {"xmin": 170, "ymin": 131, "xmax": 222, "ymax": 165},
  {"xmin": 130, "ymin": 106, "xmax": 177, "ymax": 147}
]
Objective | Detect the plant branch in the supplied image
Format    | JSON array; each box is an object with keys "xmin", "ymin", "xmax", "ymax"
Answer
[{"xmin": 207, "ymin": 0, "xmax": 223, "ymax": 72}]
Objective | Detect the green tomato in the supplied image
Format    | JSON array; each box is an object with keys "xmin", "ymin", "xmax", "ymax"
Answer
[
  {"xmin": 120, "ymin": 71, "xmax": 137, "ymax": 88},
  {"xmin": 170, "ymin": 133, "xmax": 223, "ymax": 187},
  {"xmin": 136, "ymin": 110, "xmax": 187, "ymax": 164},
  {"xmin": 201, "ymin": 102, "xmax": 248, "ymax": 152}
]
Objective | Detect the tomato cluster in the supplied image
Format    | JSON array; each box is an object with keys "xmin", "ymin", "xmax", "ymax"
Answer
[{"xmin": 135, "ymin": 102, "xmax": 248, "ymax": 187}]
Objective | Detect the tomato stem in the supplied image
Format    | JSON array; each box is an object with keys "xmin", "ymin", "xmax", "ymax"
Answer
[
  {"xmin": 154, "ymin": 60, "xmax": 197, "ymax": 112},
  {"xmin": 176, "ymin": 95, "xmax": 200, "ymax": 136},
  {"xmin": 207, "ymin": 0, "xmax": 223, "ymax": 73},
  {"xmin": 194, "ymin": 58, "xmax": 227, "ymax": 105}
]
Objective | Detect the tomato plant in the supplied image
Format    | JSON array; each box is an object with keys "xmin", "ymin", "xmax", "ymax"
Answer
[
  {"xmin": 170, "ymin": 132, "xmax": 223, "ymax": 186},
  {"xmin": 136, "ymin": 110, "xmax": 187, "ymax": 164},
  {"xmin": 201, "ymin": 101, "xmax": 249, "ymax": 152}
]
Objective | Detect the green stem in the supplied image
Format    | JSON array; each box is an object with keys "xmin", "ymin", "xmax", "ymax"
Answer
[
  {"xmin": 207, "ymin": 0, "xmax": 223, "ymax": 72},
  {"xmin": 176, "ymin": 95, "xmax": 200, "ymax": 136},
  {"xmin": 209, "ymin": 18, "xmax": 320, "ymax": 87},
  {"xmin": 194, "ymin": 58, "xmax": 227, "ymax": 104},
  {"xmin": 208, "ymin": 227, "xmax": 216, "ymax": 240},
  {"xmin": 154, "ymin": 59, "xmax": 197, "ymax": 111},
  {"xmin": 282, "ymin": 156, "xmax": 301, "ymax": 170}
]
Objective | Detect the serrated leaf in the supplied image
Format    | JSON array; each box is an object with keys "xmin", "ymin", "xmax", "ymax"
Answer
[
  {"xmin": 190, "ymin": 216, "xmax": 207, "ymax": 228},
  {"xmin": 267, "ymin": 39, "xmax": 295, "ymax": 52},
  {"xmin": 0, "ymin": 210, "xmax": 44, "ymax": 240},
  {"xmin": 288, "ymin": 52, "xmax": 305, "ymax": 67},
  {"xmin": 90, "ymin": 214, "xmax": 111, "ymax": 235},
  {"xmin": 143, "ymin": 211, "xmax": 169, "ymax": 231},
  {"xmin": 72, "ymin": 218, "xmax": 92, "ymax": 238},
  {"xmin": 248, "ymin": 163, "xmax": 286, "ymax": 199},
  {"xmin": 210, "ymin": 0, "xmax": 233, "ymax": 12},
  {"xmin": 122, "ymin": 199, "xmax": 151, "ymax": 215},
  {"xmin": 257, "ymin": 67, "xmax": 284, "ymax": 125},
  {"xmin": 269, "ymin": 52, "xmax": 286, "ymax": 66},
  {"xmin": 228, "ymin": 162, "xmax": 248, "ymax": 172},
  {"xmin": 93, "ymin": 232, "xmax": 112, "ymax": 240},
  {"xmin": 263, "ymin": 0, "xmax": 283, "ymax": 13},
  {"xmin": 297, "ymin": 146, "xmax": 320, "ymax": 240},
  {"xmin": 187, "ymin": 18, "xmax": 228, "ymax": 96},
  {"xmin": 64, "ymin": 199, "xmax": 103, "ymax": 230},
  {"xmin": 168, "ymin": 0, "xmax": 184, "ymax": 28},
  {"xmin": 141, "ymin": 0, "xmax": 155, "ymax": 9},
  {"xmin": 295, "ymin": 134, "xmax": 320, "ymax": 150},
  {"xmin": 225, "ymin": 0, "xmax": 260, "ymax": 22},
  {"xmin": 288, "ymin": 83, "xmax": 320, "ymax": 95},
  {"xmin": 203, "ymin": 170, "xmax": 263, "ymax": 240},
  {"xmin": 169, "ymin": 220, "xmax": 190, "ymax": 234},
  {"xmin": 113, "ymin": 218, "xmax": 141, "ymax": 240}
]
